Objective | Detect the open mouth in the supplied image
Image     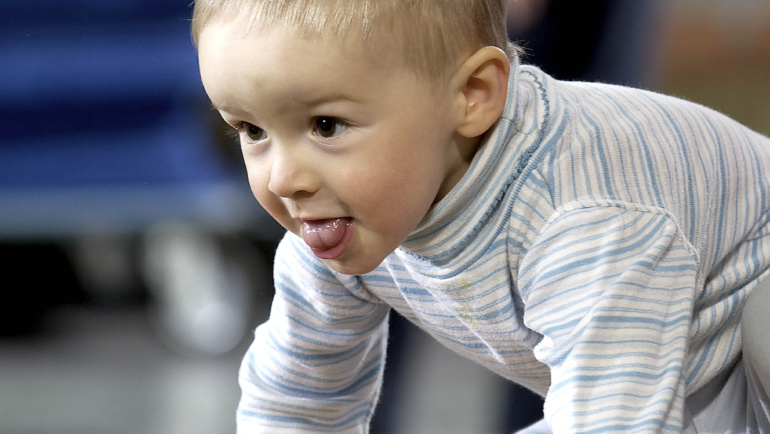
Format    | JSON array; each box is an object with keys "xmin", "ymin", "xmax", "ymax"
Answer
[{"xmin": 301, "ymin": 217, "xmax": 354, "ymax": 260}]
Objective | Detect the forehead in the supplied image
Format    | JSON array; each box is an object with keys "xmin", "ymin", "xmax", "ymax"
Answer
[{"xmin": 197, "ymin": 20, "xmax": 407, "ymax": 113}]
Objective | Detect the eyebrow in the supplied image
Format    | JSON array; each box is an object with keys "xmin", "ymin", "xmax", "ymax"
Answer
[
  {"xmin": 295, "ymin": 93, "xmax": 363, "ymax": 107},
  {"xmin": 209, "ymin": 99, "xmax": 233, "ymax": 113},
  {"xmin": 209, "ymin": 93, "xmax": 363, "ymax": 119}
]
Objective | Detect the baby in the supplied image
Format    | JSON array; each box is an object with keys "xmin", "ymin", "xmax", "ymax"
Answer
[{"xmin": 192, "ymin": 0, "xmax": 770, "ymax": 432}]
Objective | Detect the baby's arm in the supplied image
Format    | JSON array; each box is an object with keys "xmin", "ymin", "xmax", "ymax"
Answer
[
  {"xmin": 519, "ymin": 205, "xmax": 697, "ymax": 433},
  {"xmin": 237, "ymin": 235, "xmax": 390, "ymax": 433}
]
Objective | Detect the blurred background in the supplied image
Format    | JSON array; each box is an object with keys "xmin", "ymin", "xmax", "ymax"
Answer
[{"xmin": 0, "ymin": 1, "xmax": 768, "ymax": 433}]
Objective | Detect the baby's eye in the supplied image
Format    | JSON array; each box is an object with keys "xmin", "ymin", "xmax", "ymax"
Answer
[
  {"xmin": 313, "ymin": 116, "xmax": 348, "ymax": 139},
  {"xmin": 229, "ymin": 121, "xmax": 267, "ymax": 144},
  {"xmin": 242, "ymin": 122, "xmax": 267, "ymax": 142}
]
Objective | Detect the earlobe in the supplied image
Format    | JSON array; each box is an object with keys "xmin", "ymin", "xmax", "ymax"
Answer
[{"xmin": 454, "ymin": 46, "xmax": 510, "ymax": 138}]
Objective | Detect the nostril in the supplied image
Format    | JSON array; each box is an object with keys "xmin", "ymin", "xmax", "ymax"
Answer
[{"xmin": 265, "ymin": 146, "xmax": 321, "ymax": 198}]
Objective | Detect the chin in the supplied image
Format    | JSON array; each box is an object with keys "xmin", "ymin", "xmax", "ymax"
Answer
[{"xmin": 323, "ymin": 257, "xmax": 383, "ymax": 276}]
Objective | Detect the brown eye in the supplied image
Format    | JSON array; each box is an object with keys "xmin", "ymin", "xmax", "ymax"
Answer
[
  {"xmin": 245, "ymin": 123, "xmax": 267, "ymax": 141},
  {"xmin": 314, "ymin": 116, "xmax": 348, "ymax": 139}
]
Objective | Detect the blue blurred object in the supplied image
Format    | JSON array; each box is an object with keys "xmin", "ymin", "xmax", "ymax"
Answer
[
  {"xmin": 0, "ymin": 1, "xmax": 281, "ymax": 353},
  {"xmin": 0, "ymin": 0, "xmax": 275, "ymax": 237}
]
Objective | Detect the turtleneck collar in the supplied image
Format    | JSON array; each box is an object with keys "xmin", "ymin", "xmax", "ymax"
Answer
[{"xmin": 399, "ymin": 58, "xmax": 551, "ymax": 265}]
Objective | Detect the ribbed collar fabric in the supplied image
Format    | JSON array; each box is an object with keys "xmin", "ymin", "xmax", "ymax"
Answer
[{"xmin": 400, "ymin": 57, "xmax": 550, "ymax": 264}]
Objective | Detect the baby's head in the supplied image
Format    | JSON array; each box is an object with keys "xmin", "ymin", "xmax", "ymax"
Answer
[
  {"xmin": 192, "ymin": 0, "xmax": 513, "ymax": 84},
  {"xmin": 195, "ymin": 0, "xmax": 512, "ymax": 275}
]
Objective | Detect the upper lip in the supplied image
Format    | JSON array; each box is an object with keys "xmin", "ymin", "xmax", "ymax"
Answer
[{"xmin": 297, "ymin": 216, "xmax": 351, "ymax": 222}]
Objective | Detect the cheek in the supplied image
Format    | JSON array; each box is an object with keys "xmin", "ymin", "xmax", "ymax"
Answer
[
  {"xmin": 344, "ymin": 156, "xmax": 440, "ymax": 224},
  {"xmin": 354, "ymin": 133, "xmax": 448, "ymax": 211}
]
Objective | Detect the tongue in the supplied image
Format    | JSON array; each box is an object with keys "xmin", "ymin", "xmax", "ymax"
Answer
[{"xmin": 302, "ymin": 218, "xmax": 352, "ymax": 251}]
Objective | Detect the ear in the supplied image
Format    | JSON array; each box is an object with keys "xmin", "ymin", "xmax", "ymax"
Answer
[{"xmin": 453, "ymin": 46, "xmax": 510, "ymax": 138}]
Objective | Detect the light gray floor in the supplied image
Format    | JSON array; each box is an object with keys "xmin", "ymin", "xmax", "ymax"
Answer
[
  {"xmin": 0, "ymin": 305, "xmax": 242, "ymax": 434},
  {"xmin": 0, "ymin": 302, "xmax": 512, "ymax": 434}
]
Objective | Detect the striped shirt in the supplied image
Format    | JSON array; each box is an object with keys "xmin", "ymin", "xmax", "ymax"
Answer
[{"xmin": 237, "ymin": 60, "xmax": 770, "ymax": 433}]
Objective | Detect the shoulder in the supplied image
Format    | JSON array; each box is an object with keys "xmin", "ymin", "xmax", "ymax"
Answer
[{"xmin": 520, "ymin": 201, "xmax": 698, "ymax": 279}]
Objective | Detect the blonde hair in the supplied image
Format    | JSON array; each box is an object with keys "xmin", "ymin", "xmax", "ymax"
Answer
[{"xmin": 191, "ymin": 0, "xmax": 514, "ymax": 80}]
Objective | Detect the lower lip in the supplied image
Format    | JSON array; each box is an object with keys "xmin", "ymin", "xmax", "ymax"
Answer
[{"xmin": 309, "ymin": 220, "xmax": 355, "ymax": 260}]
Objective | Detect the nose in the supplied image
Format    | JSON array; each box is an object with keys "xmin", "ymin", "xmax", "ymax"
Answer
[{"xmin": 267, "ymin": 147, "xmax": 320, "ymax": 199}]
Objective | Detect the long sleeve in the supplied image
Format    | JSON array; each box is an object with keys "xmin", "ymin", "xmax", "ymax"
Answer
[
  {"xmin": 519, "ymin": 204, "xmax": 699, "ymax": 433},
  {"xmin": 237, "ymin": 234, "xmax": 390, "ymax": 433}
]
